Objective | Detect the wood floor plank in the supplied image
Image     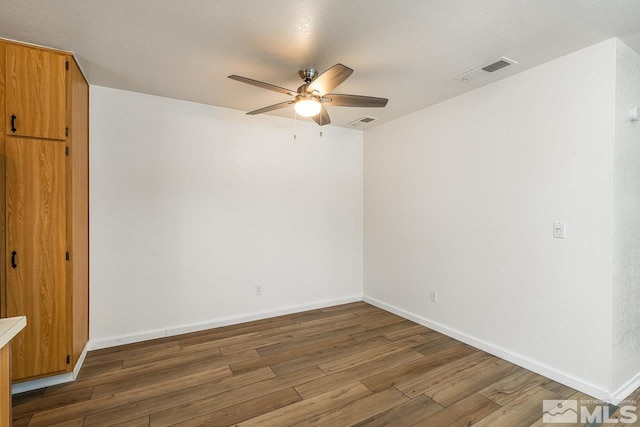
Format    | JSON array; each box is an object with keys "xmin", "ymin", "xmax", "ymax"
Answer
[
  {"xmin": 413, "ymin": 393, "xmax": 500, "ymax": 427},
  {"xmin": 271, "ymin": 336, "xmax": 391, "ymax": 376},
  {"xmin": 48, "ymin": 417, "xmax": 85, "ymax": 427},
  {"xmin": 76, "ymin": 359, "xmax": 123, "ymax": 379},
  {"xmin": 178, "ymin": 318, "xmax": 294, "ymax": 348},
  {"xmin": 319, "ymin": 301, "xmax": 371, "ymax": 313},
  {"xmin": 317, "ymin": 335, "xmax": 427, "ymax": 375},
  {"xmin": 86, "ymin": 335, "xmax": 180, "ymax": 357},
  {"xmin": 148, "ymin": 367, "xmax": 327, "ymax": 427},
  {"xmin": 220, "ymin": 329, "xmax": 338, "ymax": 356},
  {"xmin": 393, "ymin": 351, "xmax": 497, "ymax": 398},
  {"xmin": 290, "ymin": 311, "xmax": 359, "ymax": 326},
  {"xmin": 108, "ymin": 416, "xmax": 151, "ymax": 427},
  {"xmin": 473, "ymin": 385, "xmax": 562, "ymax": 427},
  {"xmin": 177, "ymin": 331, "xmax": 262, "ymax": 355},
  {"xmin": 123, "ymin": 341, "xmax": 223, "ymax": 368},
  {"xmin": 360, "ymin": 313, "xmax": 407, "ymax": 329},
  {"xmin": 286, "ymin": 316, "xmax": 367, "ymax": 336},
  {"xmin": 256, "ymin": 328, "xmax": 347, "ymax": 358},
  {"xmin": 80, "ymin": 367, "xmax": 277, "ymax": 426},
  {"xmin": 91, "ymin": 354, "xmax": 233, "ymax": 398},
  {"xmin": 173, "ymin": 387, "xmax": 302, "ymax": 427},
  {"xmin": 244, "ymin": 322, "xmax": 335, "ymax": 341},
  {"xmin": 222, "ymin": 315, "xmax": 295, "ymax": 332},
  {"xmin": 47, "ymin": 346, "xmax": 255, "ymax": 400},
  {"xmin": 294, "ymin": 386, "xmax": 409, "ymax": 426},
  {"xmin": 353, "ymin": 393, "xmax": 443, "ymax": 427},
  {"xmin": 540, "ymin": 379, "xmax": 578, "ymax": 398},
  {"xmin": 29, "ymin": 366, "xmax": 237, "ymax": 426},
  {"xmin": 349, "ymin": 320, "xmax": 417, "ymax": 342},
  {"xmin": 290, "ymin": 308, "xmax": 324, "ymax": 317},
  {"xmin": 331, "ymin": 312, "xmax": 393, "ymax": 330},
  {"xmin": 294, "ymin": 349, "xmax": 424, "ymax": 399},
  {"xmin": 12, "ymin": 384, "xmax": 94, "ymax": 418},
  {"xmin": 120, "ymin": 344, "xmax": 187, "ymax": 368},
  {"xmin": 412, "ymin": 333, "xmax": 466, "ymax": 355},
  {"xmin": 478, "ymin": 367, "xmax": 546, "ymax": 405},
  {"xmin": 10, "ymin": 416, "xmax": 31, "ymax": 427},
  {"xmin": 83, "ymin": 340, "xmax": 182, "ymax": 366},
  {"xmin": 383, "ymin": 324, "xmax": 435, "ymax": 341},
  {"xmin": 424, "ymin": 358, "xmax": 521, "ymax": 407},
  {"xmin": 11, "ymin": 388, "xmax": 45, "ymax": 406},
  {"xmin": 236, "ymin": 382, "xmax": 372, "ymax": 427},
  {"xmin": 230, "ymin": 335, "xmax": 355, "ymax": 375},
  {"xmin": 624, "ymin": 384, "xmax": 640, "ymax": 402},
  {"xmin": 360, "ymin": 342, "xmax": 482, "ymax": 393},
  {"xmin": 328, "ymin": 306, "xmax": 386, "ymax": 317},
  {"xmin": 13, "ymin": 303, "xmax": 628, "ymax": 427}
]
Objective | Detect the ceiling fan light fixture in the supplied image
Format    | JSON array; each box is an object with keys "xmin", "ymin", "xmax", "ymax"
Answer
[
  {"xmin": 229, "ymin": 63, "xmax": 388, "ymax": 126},
  {"xmin": 295, "ymin": 98, "xmax": 322, "ymax": 117}
]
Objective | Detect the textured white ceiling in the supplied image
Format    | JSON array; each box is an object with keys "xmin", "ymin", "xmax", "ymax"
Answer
[{"xmin": 1, "ymin": 0, "xmax": 640, "ymax": 129}]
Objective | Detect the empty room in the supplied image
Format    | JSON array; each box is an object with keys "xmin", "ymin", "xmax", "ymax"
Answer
[{"xmin": 1, "ymin": 0, "xmax": 640, "ymax": 426}]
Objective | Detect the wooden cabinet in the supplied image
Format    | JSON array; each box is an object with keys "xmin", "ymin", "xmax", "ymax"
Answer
[
  {"xmin": 0, "ymin": 39, "xmax": 88, "ymax": 382},
  {"xmin": 5, "ymin": 44, "xmax": 67, "ymax": 140},
  {"xmin": 5, "ymin": 138, "xmax": 68, "ymax": 379}
]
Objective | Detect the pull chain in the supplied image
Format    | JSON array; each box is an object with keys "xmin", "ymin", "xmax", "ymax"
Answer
[{"xmin": 294, "ymin": 111, "xmax": 298, "ymax": 140}]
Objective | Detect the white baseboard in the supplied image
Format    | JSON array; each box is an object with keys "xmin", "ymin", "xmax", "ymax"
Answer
[
  {"xmin": 363, "ymin": 296, "xmax": 617, "ymax": 402},
  {"xmin": 72, "ymin": 343, "xmax": 89, "ymax": 379},
  {"xmin": 12, "ymin": 343, "xmax": 89, "ymax": 395},
  {"xmin": 88, "ymin": 294, "xmax": 364, "ymax": 351},
  {"xmin": 612, "ymin": 369, "xmax": 640, "ymax": 401}
]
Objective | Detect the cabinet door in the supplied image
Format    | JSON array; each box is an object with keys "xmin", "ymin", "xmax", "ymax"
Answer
[
  {"xmin": 5, "ymin": 137, "xmax": 67, "ymax": 380},
  {"xmin": 5, "ymin": 44, "xmax": 66, "ymax": 140}
]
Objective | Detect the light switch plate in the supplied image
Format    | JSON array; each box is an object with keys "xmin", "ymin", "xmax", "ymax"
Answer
[{"xmin": 553, "ymin": 222, "xmax": 566, "ymax": 239}]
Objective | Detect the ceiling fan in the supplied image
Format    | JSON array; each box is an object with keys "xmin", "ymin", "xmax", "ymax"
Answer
[{"xmin": 228, "ymin": 64, "xmax": 388, "ymax": 126}]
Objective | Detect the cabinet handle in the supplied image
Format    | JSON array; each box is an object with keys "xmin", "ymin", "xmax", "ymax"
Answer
[
  {"xmin": 10, "ymin": 115, "xmax": 17, "ymax": 133},
  {"xmin": 11, "ymin": 251, "xmax": 17, "ymax": 269}
]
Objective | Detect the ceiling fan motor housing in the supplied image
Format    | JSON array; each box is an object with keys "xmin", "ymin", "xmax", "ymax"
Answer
[{"xmin": 299, "ymin": 68, "xmax": 318, "ymax": 83}]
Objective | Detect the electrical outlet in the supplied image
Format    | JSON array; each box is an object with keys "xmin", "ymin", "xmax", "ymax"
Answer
[
  {"xmin": 430, "ymin": 291, "xmax": 438, "ymax": 303},
  {"xmin": 255, "ymin": 285, "xmax": 263, "ymax": 296}
]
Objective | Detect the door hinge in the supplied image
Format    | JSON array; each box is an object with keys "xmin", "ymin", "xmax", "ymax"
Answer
[
  {"xmin": 65, "ymin": 61, "xmax": 69, "ymax": 71},
  {"xmin": 65, "ymin": 127, "xmax": 69, "ymax": 137},
  {"xmin": 66, "ymin": 251, "xmax": 70, "ymax": 261},
  {"xmin": 65, "ymin": 146, "xmax": 70, "ymax": 156},
  {"xmin": 66, "ymin": 354, "xmax": 71, "ymax": 364}
]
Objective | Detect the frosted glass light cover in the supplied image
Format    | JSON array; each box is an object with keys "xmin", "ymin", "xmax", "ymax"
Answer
[{"xmin": 295, "ymin": 99, "xmax": 322, "ymax": 117}]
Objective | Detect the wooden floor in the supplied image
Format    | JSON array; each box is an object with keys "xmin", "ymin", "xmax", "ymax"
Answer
[{"xmin": 11, "ymin": 302, "xmax": 639, "ymax": 426}]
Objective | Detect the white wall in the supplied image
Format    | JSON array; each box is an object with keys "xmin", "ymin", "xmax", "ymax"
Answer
[
  {"xmin": 613, "ymin": 40, "xmax": 640, "ymax": 393},
  {"xmin": 364, "ymin": 39, "xmax": 617, "ymax": 398},
  {"xmin": 89, "ymin": 86, "xmax": 363, "ymax": 346}
]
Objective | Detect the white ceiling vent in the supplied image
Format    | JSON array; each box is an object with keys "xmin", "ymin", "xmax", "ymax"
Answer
[
  {"xmin": 457, "ymin": 57, "xmax": 517, "ymax": 82},
  {"xmin": 348, "ymin": 116, "xmax": 378, "ymax": 127}
]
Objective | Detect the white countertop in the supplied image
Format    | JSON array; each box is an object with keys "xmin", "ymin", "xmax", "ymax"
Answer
[{"xmin": 0, "ymin": 316, "xmax": 26, "ymax": 349}]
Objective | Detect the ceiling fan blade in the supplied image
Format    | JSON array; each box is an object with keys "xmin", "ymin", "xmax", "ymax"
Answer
[
  {"xmin": 229, "ymin": 75, "xmax": 296, "ymax": 97},
  {"xmin": 322, "ymin": 94, "xmax": 388, "ymax": 108},
  {"xmin": 307, "ymin": 64, "xmax": 353, "ymax": 95},
  {"xmin": 247, "ymin": 100, "xmax": 295, "ymax": 115},
  {"xmin": 312, "ymin": 104, "xmax": 331, "ymax": 126}
]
